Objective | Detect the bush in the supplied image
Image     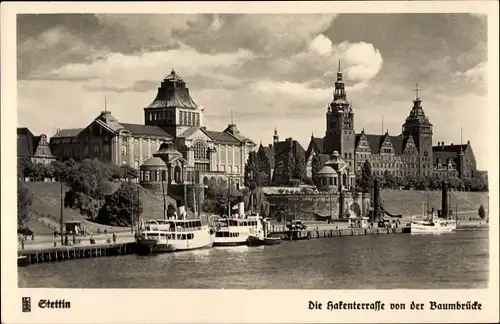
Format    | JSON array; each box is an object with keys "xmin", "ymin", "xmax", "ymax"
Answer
[{"xmin": 478, "ymin": 205, "xmax": 486, "ymax": 219}]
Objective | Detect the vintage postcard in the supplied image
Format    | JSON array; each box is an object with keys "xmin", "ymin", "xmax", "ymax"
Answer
[{"xmin": 1, "ymin": 1, "xmax": 499, "ymax": 323}]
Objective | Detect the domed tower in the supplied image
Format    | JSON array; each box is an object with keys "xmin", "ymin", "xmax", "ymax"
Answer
[
  {"xmin": 144, "ymin": 69, "xmax": 203, "ymax": 138},
  {"xmin": 323, "ymin": 60, "xmax": 355, "ymax": 169},
  {"xmin": 402, "ymin": 84, "xmax": 433, "ymax": 176}
]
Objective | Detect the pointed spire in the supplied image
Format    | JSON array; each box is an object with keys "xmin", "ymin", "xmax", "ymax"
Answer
[
  {"xmin": 413, "ymin": 83, "xmax": 423, "ymax": 100},
  {"xmin": 338, "ymin": 59, "xmax": 341, "ymax": 72},
  {"xmin": 311, "ymin": 132, "xmax": 314, "ymax": 138}
]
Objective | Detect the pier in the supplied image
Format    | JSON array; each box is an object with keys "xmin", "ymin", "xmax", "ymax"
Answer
[
  {"xmin": 19, "ymin": 241, "xmax": 137, "ymax": 265},
  {"xmin": 268, "ymin": 226, "xmax": 404, "ymax": 240}
]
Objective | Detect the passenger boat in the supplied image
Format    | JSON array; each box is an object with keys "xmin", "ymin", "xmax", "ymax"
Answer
[
  {"xmin": 402, "ymin": 209, "xmax": 456, "ymax": 234},
  {"xmin": 136, "ymin": 202, "xmax": 216, "ymax": 254},
  {"xmin": 213, "ymin": 198, "xmax": 265, "ymax": 247}
]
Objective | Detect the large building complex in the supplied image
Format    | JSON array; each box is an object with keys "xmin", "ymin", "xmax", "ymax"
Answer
[
  {"xmin": 305, "ymin": 64, "xmax": 477, "ymax": 180},
  {"xmin": 46, "ymin": 70, "xmax": 256, "ymax": 187}
]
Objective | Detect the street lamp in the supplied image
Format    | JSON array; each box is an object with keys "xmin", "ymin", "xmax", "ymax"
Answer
[{"xmin": 326, "ymin": 151, "xmax": 347, "ymax": 219}]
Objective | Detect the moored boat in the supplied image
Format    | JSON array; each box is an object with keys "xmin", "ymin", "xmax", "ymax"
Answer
[
  {"xmin": 246, "ymin": 234, "xmax": 282, "ymax": 246},
  {"xmin": 17, "ymin": 255, "xmax": 30, "ymax": 267},
  {"xmin": 213, "ymin": 197, "xmax": 265, "ymax": 247},
  {"xmin": 403, "ymin": 209, "xmax": 456, "ymax": 234},
  {"xmin": 136, "ymin": 202, "xmax": 216, "ymax": 254}
]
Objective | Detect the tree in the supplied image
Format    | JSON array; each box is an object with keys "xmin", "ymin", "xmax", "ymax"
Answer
[
  {"xmin": 17, "ymin": 179, "xmax": 33, "ymax": 228},
  {"xmin": 382, "ymin": 170, "xmax": 396, "ymax": 189},
  {"xmin": 293, "ymin": 155, "xmax": 306, "ymax": 182},
  {"xmin": 478, "ymin": 204, "xmax": 486, "ymax": 219},
  {"xmin": 244, "ymin": 152, "xmax": 259, "ymax": 187},
  {"xmin": 357, "ymin": 160, "xmax": 373, "ymax": 193},
  {"xmin": 30, "ymin": 163, "xmax": 46, "ymax": 181},
  {"xmin": 256, "ymin": 171, "xmax": 269, "ymax": 187},
  {"xmin": 311, "ymin": 154, "xmax": 322, "ymax": 177},
  {"xmin": 18, "ymin": 157, "xmax": 34, "ymax": 180},
  {"xmin": 63, "ymin": 159, "xmax": 113, "ymax": 220},
  {"xmin": 285, "ymin": 150, "xmax": 295, "ymax": 182},
  {"xmin": 119, "ymin": 165, "xmax": 139, "ymax": 180},
  {"xmin": 97, "ymin": 182, "xmax": 143, "ymax": 226}
]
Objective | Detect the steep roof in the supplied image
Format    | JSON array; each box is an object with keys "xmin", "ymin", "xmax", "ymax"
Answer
[
  {"xmin": 306, "ymin": 136, "xmax": 324, "ymax": 158},
  {"xmin": 433, "ymin": 151, "xmax": 458, "ymax": 166},
  {"xmin": 274, "ymin": 139, "xmax": 306, "ymax": 162},
  {"xmin": 223, "ymin": 124, "xmax": 254, "ymax": 143},
  {"xmin": 262, "ymin": 145, "xmax": 275, "ymax": 168},
  {"xmin": 205, "ymin": 130, "xmax": 240, "ymax": 144},
  {"xmin": 141, "ymin": 156, "xmax": 167, "ymax": 167},
  {"xmin": 163, "ymin": 69, "xmax": 185, "ymax": 83},
  {"xmin": 356, "ymin": 133, "xmax": 405, "ymax": 155},
  {"xmin": 432, "ymin": 143, "xmax": 468, "ymax": 153},
  {"xmin": 121, "ymin": 123, "xmax": 173, "ymax": 138},
  {"xmin": 146, "ymin": 70, "xmax": 199, "ymax": 110},
  {"xmin": 51, "ymin": 128, "xmax": 83, "ymax": 138},
  {"xmin": 17, "ymin": 127, "xmax": 37, "ymax": 157},
  {"xmin": 146, "ymin": 90, "xmax": 200, "ymax": 109}
]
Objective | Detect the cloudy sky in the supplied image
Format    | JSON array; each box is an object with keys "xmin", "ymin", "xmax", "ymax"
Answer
[{"xmin": 17, "ymin": 13, "xmax": 488, "ymax": 169}]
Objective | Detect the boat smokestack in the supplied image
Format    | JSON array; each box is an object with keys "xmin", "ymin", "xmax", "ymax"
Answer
[
  {"xmin": 441, "ymin": 181, "xmax": 448, "ymax": 219},
  {"xmin": 238, "ymin": 195, "xmax": 245, "ymax": 218},
  {"xmin": 177, "ymin": 199, "xmax": 186, "ymax": 220}
]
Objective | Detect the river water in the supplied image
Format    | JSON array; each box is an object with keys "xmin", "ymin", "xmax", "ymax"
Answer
[{"xmin": 18, "ymin": 230, "xmax": 489, "ymax": 289}]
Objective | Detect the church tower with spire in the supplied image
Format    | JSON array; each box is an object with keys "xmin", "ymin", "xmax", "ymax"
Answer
[
  {"xmin": 273, "ymin": 127, "xmax": 279, "ymax": 145},
  {"xmin": 323, "ymin": 61, "xmax": 356, "ymax": 169},
  {"xmin": 402, "ymin": 84, "xmax": 433, "ymax": 176}
]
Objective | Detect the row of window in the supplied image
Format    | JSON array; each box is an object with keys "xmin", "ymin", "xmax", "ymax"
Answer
[
  {"xmin": 180, "ymin": 111, "xmax": 200, "ymax": 127},
  {"xmin": 215, "ymin": 232, "xmax": 240, "ymax": 238},
  {"xmin": 216, "ymin": 165, "xmax": 239, "ymax": 173},
  {"xmin": 145, "ymin": 233, "xmax": 195, "ymax": 240}
]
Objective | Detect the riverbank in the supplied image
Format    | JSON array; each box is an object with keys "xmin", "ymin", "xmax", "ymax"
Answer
[{"xmin": 18, "ymin": 222, "xmax": 488, "ymax": 265}]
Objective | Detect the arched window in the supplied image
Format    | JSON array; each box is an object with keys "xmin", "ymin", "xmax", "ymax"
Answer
[{"xmin": 194, "ymin": 141, "xmax": 206, "ymax": 160}]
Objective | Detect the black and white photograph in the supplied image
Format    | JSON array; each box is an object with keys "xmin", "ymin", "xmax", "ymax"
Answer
[{"xmin": 2, "ymin": 1, "xmax": 499, "ymax": 323}]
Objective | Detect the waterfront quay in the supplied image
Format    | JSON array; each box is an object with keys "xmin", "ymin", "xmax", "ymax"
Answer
[
  {"xmin": 269, "ymin": 226, "xmax": 404, "ymax": 240},
  {"xmin": 18, "ymin": 220, "xmax": 487, "ymax": 265}
]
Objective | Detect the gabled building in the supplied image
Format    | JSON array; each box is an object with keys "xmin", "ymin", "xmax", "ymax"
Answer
[
  {"xmin": 305, "ymin": 63, "xmax": 478, "ymax": 180},
  {"xmin": 305, "ymin": 135, "xmax": 330, "ymax": 178},
  {"xmin": 272, "ymin": 137, "xmax": 306, "ymax": 185},
  {"xmin": 17, "ymin": 127, "xmax": 55, "ymax": 165},
  {"xmin": 49, "ymin": 70, "xmax": 257, "ymax": 187},
  {"xmin": 433, "ymin": 141, "xmax": 476, "ymax": 178}
]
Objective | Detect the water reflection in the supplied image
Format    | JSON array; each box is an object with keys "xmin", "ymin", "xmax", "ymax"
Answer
[{"xmin": 18, "ymin": 230, "xmax": 488, "ymax": 289}]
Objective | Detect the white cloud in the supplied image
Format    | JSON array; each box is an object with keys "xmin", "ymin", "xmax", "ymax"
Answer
[
  {"xmin": 253, "ymin": 80, "xmax": 329, "ymax": 105},
  {"xmin": 337, "ymin": 41, "xmax": 384, "ymax": 82},
  {"xmin": 308, "ymin": 34, "xmax": 333, "ymax": 56},
  {"xmin": 48, "ymin": 45, "xmax": 255, "ymax": 91},
  {"xmin": 237, "ymin": 14, "xmax": 337, "ymax": 53},
  {"xmin": 453, "ymin": 61, "xmax": 486, "ymax": 83}
]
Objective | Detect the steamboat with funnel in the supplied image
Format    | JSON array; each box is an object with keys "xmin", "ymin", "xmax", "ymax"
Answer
[
  {"xmin": 136, "ymin": 200, "xmax": 215, "ymax": 254},
  {"xmin": 213, "ymin": 196, "xmax": 265, "ymax": 247}
]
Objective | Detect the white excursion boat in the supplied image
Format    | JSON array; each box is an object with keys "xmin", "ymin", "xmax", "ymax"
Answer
[
  {"xmin": 403, "ymin": 209, "xmax": 457, "ymax": 234},
  {"xmin": 213, "ymin": 199, "xmax": 264, "ymax": 247},
  {"xmin": 136, "ymin": 203, "xmax": 215, "ymax": 254}
]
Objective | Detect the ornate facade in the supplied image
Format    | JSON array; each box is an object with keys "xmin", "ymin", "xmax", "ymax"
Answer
[
  {"xmin": 49, "ymin": 70, "xmax": 257, "ymax": 187},
  {"xmin": 17, "ymin": 127, "xmax": 56, "ymax": 165},
  {"xmin": 306, "ymin": 64, "xmax": 478, "ymax": 179}
]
